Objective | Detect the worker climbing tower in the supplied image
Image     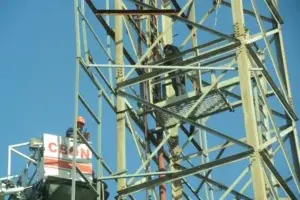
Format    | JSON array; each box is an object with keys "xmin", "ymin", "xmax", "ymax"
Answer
[{"xmin": 1, "ymin": 0, "xmax": 299, "ymax": 200}]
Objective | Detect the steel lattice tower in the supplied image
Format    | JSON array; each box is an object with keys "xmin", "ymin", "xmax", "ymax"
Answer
[{"xmin": 71, "ymin": 0, "xmax": 300, "ymax": 199}]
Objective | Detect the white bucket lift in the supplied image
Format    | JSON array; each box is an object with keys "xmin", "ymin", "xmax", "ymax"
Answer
[{"xmin": 0, "ymin": 133, "xmax": 103, "ymax": 200}]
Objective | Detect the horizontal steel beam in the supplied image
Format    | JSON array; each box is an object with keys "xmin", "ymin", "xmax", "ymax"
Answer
[
  {"xmin": 90, "ymin": 63, "xmax": 237, "ymax": 70},
  {"xmin": 95, "ymin": 9, "xmax": 180, "ymax": 15},
  {"xmin": 247, "ymin": 28, "xmax": 279, "ymax": 44},
  {"xmin": 151, "ymin": 39, "xmax": 225, "ymax": 66},
  {"xmin": 117, "ymin": 150, "xmax": 253, "ymax": 196},
  {"xmin": 117, "ymin": 42, "xmax": 240, "ymax": 88},
  {"xmin": 97, "ymin": 171, "xmax": 176, "ymax": 180},
  {"xmin": 127, "ymin": 0, "xmax": 239, "ymax": 42},
  {"xmin": 151, "ymin": 55, "xmax": 237, "ymax": 85}
]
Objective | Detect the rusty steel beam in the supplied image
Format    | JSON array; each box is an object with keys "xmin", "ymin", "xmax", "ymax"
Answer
[{"xmin": 96, "ymin": 9, "xmax": 180, "ymax": 15}]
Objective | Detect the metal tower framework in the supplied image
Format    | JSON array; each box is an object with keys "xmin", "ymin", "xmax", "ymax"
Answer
[{"xmin": 71, "ymin": 0, "xmax": 300, "ymax": 199}]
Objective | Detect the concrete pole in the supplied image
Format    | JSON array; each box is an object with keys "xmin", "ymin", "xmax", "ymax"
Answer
[
  {"xmin": 115, "ymin": 0, "xmax": 126, "ymax": 197},
  {"xmin": 231, "ymin": 1, "xmax": 267, "ymax": 199}
]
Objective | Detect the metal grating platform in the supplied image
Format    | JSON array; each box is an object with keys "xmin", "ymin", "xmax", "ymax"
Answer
[{"xmin": 155, "ymin": 91, "xmax": 229, "ymax": 127}]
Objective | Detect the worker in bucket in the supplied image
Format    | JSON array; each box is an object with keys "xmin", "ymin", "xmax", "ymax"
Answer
[{"xmin": 66, "ymin": 116, "xmax": 90, "ymax": 140}]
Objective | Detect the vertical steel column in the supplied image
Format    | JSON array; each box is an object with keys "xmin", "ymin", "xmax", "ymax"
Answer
[
  {"xmin": 97, "ymin": 90, "xmax": 103, "ymax": 200},
  {"xmin": 144, "ymin": 2, "xmax": 151, "ymax": 199},
  {"xmin": 259, "ymin": 53, "xmax": 278, "ymax": 195},
  {"xmin": 81, "ymin": 0, "xmax": 89, "ymax": 63},
  {"xmin": 231, "ymin": 1, "xmax": 267, "ymax": 199},
  {"xmin": 161, "ymin": 0, "xmax": 173, "ymax": 45},
  {"xmin": 200, "ymin": 119, "xmax": 214, "ymax": 200},
  {"xmin": 106, "ymin": 0, "xmax": 114, "ymax": 103},
  {"xmin": 198, "ymin": 125, "xmax": 210, "ymax": 200},
  {"xmin": 189, "ymin": 0, "xmax": 202, "ymax": 92},
  {"xmin": 253, "ymin": 78, "xmax": 263, "ymax": 145},
  {"xmin": 115, "ymin": 0, "xmax": 126, "ymax": 197},
  {"xmin": 7, "ymin": 147, "xmax": 11, "ymax": 177},
  {"xmin": 72, "ymin": 0, "xmax": 82, "ymax": 199}
]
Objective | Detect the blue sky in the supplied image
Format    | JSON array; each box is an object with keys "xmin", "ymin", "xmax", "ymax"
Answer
[{"xmin": 0, "ymin": 0, "xmax": 300, "ymax": 199}]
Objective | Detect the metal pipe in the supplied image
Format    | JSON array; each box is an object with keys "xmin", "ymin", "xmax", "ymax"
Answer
[
  {"xmin": 9, "ymin": 142, "xmax": 30, "ymax": 148},
  {"xmin": 0, "ymin": 186, "xmax": 32, "ymax": 195},
  {"xmin": 7, "ymin": 147, "xmax": 11, "ymax": 177},
  {"xmin": 0, "ymin": 175, "xmax": 18, "ymax": 181},
  {"xmin": 10, "ymin": 148, "xmax": 37, "ymax": 164},
  {"xmin": 97, "ymin": 90, "xmax": 103, "ymax": 200},
  {"xmin": 72, "ymin": 0, "xmax": 82, "ymax": 199},
  {"xmin": 98, "ymin": 171, "xmax": 176, "ymax": 180},
  {"xmin": 81, "ymin": 0, "xmax": 89, "ymax": 64}
]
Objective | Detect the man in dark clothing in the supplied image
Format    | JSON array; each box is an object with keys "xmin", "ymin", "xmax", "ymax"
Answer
[
  {"xmin": 66, "ymin": 116, "xmax": 90, "ymax": 141},
  {"xmin": 163, "ymin": 44, "xmax": 186, "ymax": 96}
]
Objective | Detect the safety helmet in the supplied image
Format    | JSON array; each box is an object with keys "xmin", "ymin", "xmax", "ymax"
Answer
[{"xmin": 77, "ymin": 116, "xmax": 85, "ymax": 125}]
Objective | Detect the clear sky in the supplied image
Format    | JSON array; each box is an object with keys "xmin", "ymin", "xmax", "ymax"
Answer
[{"xmin": 0, "ymin": 0, "xmax": 300, "ymax": 199}]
